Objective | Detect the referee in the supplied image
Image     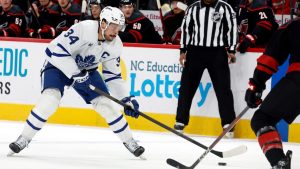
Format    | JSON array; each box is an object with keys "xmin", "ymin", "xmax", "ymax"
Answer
[{"xmin": 174, "ymin": 0, "xmax": 238, "ymax": 138}]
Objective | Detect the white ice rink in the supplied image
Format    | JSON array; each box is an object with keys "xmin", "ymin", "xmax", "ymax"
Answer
[{"xmin": 0, "ymin": 121, "xmax": 299, "ymax": 169}]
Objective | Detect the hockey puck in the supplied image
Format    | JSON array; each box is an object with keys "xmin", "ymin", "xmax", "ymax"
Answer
[{"xmin": 218, "ymin": 162, "xmax": 227, "ymax": 166}]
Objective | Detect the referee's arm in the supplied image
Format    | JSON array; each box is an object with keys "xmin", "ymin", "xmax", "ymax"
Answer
[
  {"xmin": 179, "ymin": 6, "xmax": 193, "ymax": 54},
  {"xmin": 224, "ymin": 3, "xmax": 238, "ymax": 53}
]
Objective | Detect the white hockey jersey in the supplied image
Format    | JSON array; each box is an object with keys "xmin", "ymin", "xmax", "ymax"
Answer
[{"xmin": 45, "ymin": 20, "xmax": 128, "ymax": 99}]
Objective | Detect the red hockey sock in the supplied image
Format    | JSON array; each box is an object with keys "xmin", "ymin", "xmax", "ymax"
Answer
[{"xmin": 257, "ymin": 126, "xmax": 285, "ymax": 166}]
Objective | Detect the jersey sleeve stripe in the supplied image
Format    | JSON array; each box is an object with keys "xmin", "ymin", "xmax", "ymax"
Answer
[
  {"xmin": 257, "ymin": 54, "xmax": 279, "ymax": 71},
  {"xmin": 256, "ymin": 65, "xmax": 274, "ymax": 75}
]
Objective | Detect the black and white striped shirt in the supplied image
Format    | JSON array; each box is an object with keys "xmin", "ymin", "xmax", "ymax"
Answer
[{"xmin": 180, "ymin": 0, "xmax": 237, "ymax": 53}]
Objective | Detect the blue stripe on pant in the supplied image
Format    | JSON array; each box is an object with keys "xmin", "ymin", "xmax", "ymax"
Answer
[
  {"xmin": 108, "ymin": 114, "xmax": 128, "ymax": 133},
  {"xmin": 26, "ymin": 111, "xmax": 47, "ymax": 130}
]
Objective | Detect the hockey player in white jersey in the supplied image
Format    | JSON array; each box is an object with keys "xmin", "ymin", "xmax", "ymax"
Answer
[{"xmin": 8, "ymin": 6, "xmax": 145, "ymax": 158}]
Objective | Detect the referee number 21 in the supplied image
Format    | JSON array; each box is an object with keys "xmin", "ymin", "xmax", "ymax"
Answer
[{"xmin": 259, "ymin": 12, "xmax": 268, "ymax": 19}]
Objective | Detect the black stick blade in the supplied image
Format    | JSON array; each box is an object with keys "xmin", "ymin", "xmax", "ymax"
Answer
[{"xmin": 167, "ymin": 158, "xmax": 192, "ymax": 169}]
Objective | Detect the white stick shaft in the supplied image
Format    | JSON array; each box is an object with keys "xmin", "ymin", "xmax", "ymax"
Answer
[
  {"xmin": 81, "ymin": 0, "xmax": 87, "ymax": 13},
  {"xmin": 156, "ymin": 0, "xmax": 161, "ymax": 8}
]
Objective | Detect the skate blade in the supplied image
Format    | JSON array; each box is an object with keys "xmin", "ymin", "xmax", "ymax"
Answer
[
  {"xmin": 139, "ymin": 155, "xmax": 147, "ymax": 160},
  {"xmin": 7, "ymin": 150, "xmax": 15, "ymax": 157}
]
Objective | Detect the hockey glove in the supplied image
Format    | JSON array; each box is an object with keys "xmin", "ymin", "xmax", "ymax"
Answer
[
  {"xmin": 28, "ymin": 28, "xmax": 39, "ymax": 38},
  {"xmin": 238, "ymin": 34, "xmax": 256, "ymax": 53},
  {"xmin": 245, "ymin": 78, "xmax": 265, "ymax": 108},
  {"xmin": 121, "ymin": 96, "xmax": 140, "ymax": 118},
  {"xmin": 56, "ymin": 26, "xmax": 69, "ymax": 35},
  {"xmin": 0, "ymin": 29, "xmax": 8, "ymax": 37},
  {"xmin": 38, "ymin": 25, "xmax": 56, "ymax": 39},
  {"xmin": 71, "ymin": 70, "xmax": 91, "ymax": 93}
]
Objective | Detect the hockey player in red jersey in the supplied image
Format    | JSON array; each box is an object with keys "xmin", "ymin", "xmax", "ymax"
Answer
[
  {"xmin": 28, "ymin": 0, "xmax": 60, "ymax": 39},
  {"xmin": 56, "ymin": 0, "xmax": 81, "ymax": 36},
  {"xmin": 118, "ymin": 0, "xmax": 163, "ymax": 44},
  {"xmin": 272, "ymin": 0, "xmax": 292, "ymax": 15},
  {"xmin": 237, "ymin": 0, "xmax": 278, "ymax": 53},
  {"xmin": 0, "ymin": 0, "xmax": 27, "ymax": 37},
  {"xmin": 84, "ymin": 0, "xmax": 102, "ymax": 20},
  {"xmin": 162, "ymin": 0, "xmax": 186, "ymax": 44},
  {"xmin": 244, "ymin": 17, "xmax": 300, "ymax": 169}
]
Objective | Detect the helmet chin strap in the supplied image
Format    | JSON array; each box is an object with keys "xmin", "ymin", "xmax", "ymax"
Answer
[{"xmin": 100, "ymin": 21, "xmax": 109, "ymax": 41}]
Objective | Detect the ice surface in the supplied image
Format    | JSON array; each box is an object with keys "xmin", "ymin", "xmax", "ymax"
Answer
[{"xmin": 0, "ymin": 121, "xmax": 299, "ymax": 169}]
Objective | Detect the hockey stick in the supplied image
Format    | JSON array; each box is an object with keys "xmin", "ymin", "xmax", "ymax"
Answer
[
  {"xmin": 89, "ymin": 85, "xmax": 247, "ymax": 158},
  {"xmin": 167, "ymin": 106, "xmax": 250, "ymax": 169},
  {"xmin": 27, "ymin": 0, "xmax": 42, "ymax": 29},
  {"xmin": 155, "ymin": 0, "xmax": 167, "ymax": 40},
  {"xmin": 80, "ymin": 0, "xmax": 87, "ymax": 21}
]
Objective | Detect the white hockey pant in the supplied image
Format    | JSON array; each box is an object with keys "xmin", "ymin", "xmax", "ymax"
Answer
[
  {"xmin": 22, "ymin": 88, "xmax": 61, "ymax": 139},
  {"xmin": 91, "ymin": 96, "xmax": 132, "ymax": 142}
]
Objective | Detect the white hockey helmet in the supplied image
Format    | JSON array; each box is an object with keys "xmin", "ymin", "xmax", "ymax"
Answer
[
  {"xmin": 99, "ymin": 6, "xmax": 125, "ymax": 26},
  {"xmin": 89, "ymin": 0, "xmax": 101, "ymax": 5}
]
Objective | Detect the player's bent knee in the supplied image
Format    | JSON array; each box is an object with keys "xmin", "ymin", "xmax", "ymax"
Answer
[
  {"xmin": 91, "ymin": 96, "xmax": 121, "ymax": 121},
  {"xmin": 33, "ymin": 88, "xmax": 61, "ymax": 119},
  {"xmin": 251, "ymin": 110, "xmax": 277, "ymax": 135}
]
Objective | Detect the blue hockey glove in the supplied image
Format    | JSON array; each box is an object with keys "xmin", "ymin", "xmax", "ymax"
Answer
[
  {"xmin": 121, "ymin": 96, "xmax": 140, "ymax": 118},
  {"xmin": 245, "ymin": 78, "xmax": 264, "ymax": 108},
  {"xmin": 71, "ymin": 70, "xmax": 91, "ymax": 92}
]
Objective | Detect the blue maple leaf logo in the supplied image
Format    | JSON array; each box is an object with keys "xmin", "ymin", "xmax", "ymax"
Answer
[{"xmin": 75, "ymin": 54, "xmax": 97, "ymax": 68}]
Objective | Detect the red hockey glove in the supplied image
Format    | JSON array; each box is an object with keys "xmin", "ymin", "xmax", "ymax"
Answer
[
  {"xmin": 28, "ymin": 28, "xmax": 39, "ymax": 38},
  {"xmin": 245, "ymin": 78, "xmax": 265, "ymax": 108},
  {"xmin": 38, "ymin": 25, "xmax": 56, "ymax": 39},
  {"xmin": 0, "ymin": 29, "xmax": 8, "ymax": 37},
  {"xmin": 238, "ymin": 34, "xmax": 256, "ymax": 53}
]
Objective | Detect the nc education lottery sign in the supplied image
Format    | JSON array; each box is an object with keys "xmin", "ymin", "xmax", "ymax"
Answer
[{"xmin": 121, "ymin": 47, "xmax": 269, "ymax": 118}]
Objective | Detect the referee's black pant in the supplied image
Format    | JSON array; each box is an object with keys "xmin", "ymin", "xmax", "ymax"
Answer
[{"xmin": 176, "ymin": 46, "xmax": 236, "ymax": 127}]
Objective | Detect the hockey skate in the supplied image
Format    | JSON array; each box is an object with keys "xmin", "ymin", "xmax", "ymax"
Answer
[
  {"xmin": 272, "ymin": 150, "xmax": 292, "ymax": 169},
  {"xmin": 174, "ymin": 122, "xmax": 185, "ymax": 133},
  {"xmin": 223, "ymin": 124, "xmax": 234, "ymax": 139},
  {"xmin": 123, "ymin": 138, "xmax": 145, "ymax": 159},
  {"xmin": 7, "ymin": 135, "xmax": 31, "ymax": 156}
]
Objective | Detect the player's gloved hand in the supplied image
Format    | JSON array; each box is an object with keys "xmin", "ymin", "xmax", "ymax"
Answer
[
  {"xmin": 28, "ymin": 28, "xmax": 39, "ymax": 38},
  {"xmin": 245, "ymin": 78, "xmax": 265, "ymax": 108},
  {"xmin": 56, "ymin": 26, "xmax": 69, "ymax": 35},
  {"xmin": 121, "ymin": 96, "xmax": 140, "ymax": 118},
  {"xmin": 71, "ymin": 70, "xmax": 91, "ymax": 92},
  {"xmin": 162, "ymin": 35, "xmax": 171, "ymax": 44},
  {"xmin": 238, "ymin": 34, "xmax": 256, "ymax": 53},
  {"xmin": 38, "ymin": 25, "xmax": 56, "ymax": 39},
  {"xmin": 171, "ymin": 28, "xmax": 181, "ymax": 45},
  {"xmin": 0, "ymin": 29, "xmax": 8, "ymax": 37}
]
